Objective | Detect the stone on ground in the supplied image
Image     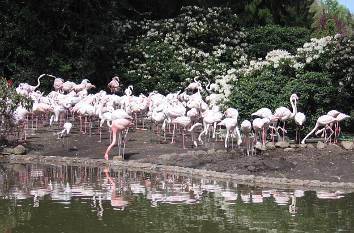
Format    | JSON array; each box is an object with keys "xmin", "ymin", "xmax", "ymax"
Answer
[
  {"xmin": 275, "ymin": 141, "xmax": 290, "ymax": 148},
  {"xmin": 13, "ymin": 145, "xmax": 26, "ymax": 155},
  {"xmin": 341, "ymin": 141, "xmax": 353, "ymax": 150},
  {"xmin": 265, "ymin": 142, "xmax": 276, "ymax": 150},
  {"xmin": 284, "ymin": 148, "xmax": 295, "ymax": 152},
  {"xmin": 316, "ymin": 141, "xmax": 326, "ymax": 150}
]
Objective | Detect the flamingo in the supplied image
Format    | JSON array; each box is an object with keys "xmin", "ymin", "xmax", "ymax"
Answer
[
  {"xmin": 240, "ymin": 120, "xmax": 253, "ymax": 156},
  {"xmin": 301, "ymin": 115, "xmax": 338, "ymax": 144},
  {"xmin": 188, "ymin": 122, "xmax": 203, "ymax": 147},
  {"xmin": 104, "ymin": 118, "xmax": 134, "ymax": 160},
  {"xmin": 57, "ymin": 122, "xmax": 73, "ymax": 138},
  {"xmin": 124, "ymin": 85, "xmax": 133, "ymax": 96},
  {"xmin": 108, "ymin": 76, "xmax": 120, "ymax": 93},
  {"xmin": 185, "ymin": 77, "xmax": 202, "ymax": 93},
  {"xmin": 252, "ymin": 107, "xmax": 278, "ymax": 143},
  {"xmin": 171, "ymin": 116, "xmax": 192, "ymax": 149},
  {"xmin": 251, "ymin": 108, "xmax": 272, "ymax": 118},
  {"xmin": 198, "ymin": 107, "xmax": 223, "ymax": 143},
  {"xmin": 217, "ymin": 117, "xmax": 242, "ymax": 149},
  {"xmin": 53, "ymin": 77, "xmax": 64, "ymax": 92},
  {"xmin": 327, "ymin": 110, "xmax": 349, "ymax": 142},
  {"xmin": 294, "ymin": 112, "xmax": 306, "ymax": 144},
  {"xmin": 273, "ymin": 93, "xmax": 299, "ymax": 141},
  {"xmin": 16, "ymin": 74, "xmax": 50, "ymax": 96},
  {"xmin": 252, "ymin": 118, "xmax": 264, "ymax": 145},
  {"xmin": 151, "ymin": 110, "xmax": 166, "ymax": 140}
]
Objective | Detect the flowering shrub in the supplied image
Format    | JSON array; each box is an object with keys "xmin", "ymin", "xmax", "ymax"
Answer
[
  {"xmin": 115, "ymin": 6, "xmax": 248, "ymax": 94},
  {"xmin": 326, "ymin": 35, "xmax": 354, "ymax": 120},
  {"xmin": 0, "ymin": 78, "xmax": 31, "ymax": 140}
]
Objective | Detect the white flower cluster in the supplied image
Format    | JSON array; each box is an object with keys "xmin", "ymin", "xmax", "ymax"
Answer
[
  {"xmin": 296, "ymin": 35, "xmax": 336, "ymax": 64},
  {"xmin": 214, "ymin": 35, "xmax": 340, "ymax": 103}
]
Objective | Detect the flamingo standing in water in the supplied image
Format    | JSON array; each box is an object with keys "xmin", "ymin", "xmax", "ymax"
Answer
[
  {"xmin": 273, "ymin": 94, "xmax": 299, "ymax": 141},
  {"xmin": 104, "ymin": 118, "xmax": 134, "ymax": 160}
]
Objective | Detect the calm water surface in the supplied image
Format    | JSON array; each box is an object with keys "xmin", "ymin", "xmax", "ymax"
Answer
[{"xmin": 0, "ymin": 163, "xmax": 353, "ymax": 233}]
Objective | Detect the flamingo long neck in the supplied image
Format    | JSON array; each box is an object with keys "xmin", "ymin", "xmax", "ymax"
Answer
[
  {"xmin": 290, "ymin": 98, "xmax": 297, "ymax": 118},
  {"xmin": 34, "ymin": 74, "xmax": 45, "ymax": 89}
]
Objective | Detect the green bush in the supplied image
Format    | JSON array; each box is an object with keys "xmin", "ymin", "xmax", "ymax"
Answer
[{"xmin": 246, "ymin": 25, "xmax": 311, "ymax": 59}]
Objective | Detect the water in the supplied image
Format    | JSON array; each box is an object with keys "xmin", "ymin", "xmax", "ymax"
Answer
[{"xmin": 0, "ymin": 163, "xmax": 353, "ymax": 233}]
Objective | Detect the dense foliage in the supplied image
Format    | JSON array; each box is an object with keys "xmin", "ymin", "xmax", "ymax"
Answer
[
  {"xmin": 117, "ymin": 6, "xmax": 248, "ymax": 94},
  {"xmin": 0, "ymin": 78, "xmax": 31, "ymax": 139},
  {"xmin": 246, "ymin": 25, "xmax": 311, "ymax": 59}
]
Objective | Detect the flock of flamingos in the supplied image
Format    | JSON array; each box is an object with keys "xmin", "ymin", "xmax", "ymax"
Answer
[{"xmin": 8, "ymin": 74, "xmax": 350, "ymax": 159}]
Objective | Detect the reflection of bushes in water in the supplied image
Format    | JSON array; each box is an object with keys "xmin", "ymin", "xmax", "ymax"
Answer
[{"xmin": 0, "ymin": 199, "xmax": 33, "ymax": 232}]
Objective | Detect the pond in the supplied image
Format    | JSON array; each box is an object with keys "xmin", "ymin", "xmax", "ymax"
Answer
[{"xmin": 0, "ymin": 163, "xmax": 353, "ymax": 233}]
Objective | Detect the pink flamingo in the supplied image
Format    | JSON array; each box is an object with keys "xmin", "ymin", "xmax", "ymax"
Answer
[
  {"xmin": 104, "ymin": 168, "xmax": 129, "ymax": 210},
  {"xmin": 108, "ymin": 76, "xmax": 120, "ymax": 93},
  {"xmin": 273, "ymin": 94, "xmax": 299, "ymax": 141},
  {"xmin": 252, "ymin": 118, "xmax": 265, "ymax": 145},
  {"xmin": 327, "ymin": 110, "xmax": 348, "ymax": 142},
  {"xmin": 240, "ymin": 120, "xmax": 253, "ymax": 156},
  {"xmin": 104, "ymin": 118, "xmax": 134, "ymax": 160},
  {"xmin": 301, "ymin": 115, "xmax": 338, "ymax": 144}
]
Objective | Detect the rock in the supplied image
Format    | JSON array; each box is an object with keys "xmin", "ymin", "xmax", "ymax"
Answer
[
  {"xmin": 284, "ymin": 148, "xmax": 295, "ymax": 152},
  {"xmin": 275, "ymin": 141, "xmax": 290, "ymax": 148},
  {"xmin": 265, "ymin": 142, "xmax": 276, "ymax": 150},
  {"xmin": 113, "ymin": 156, "xmax": 123, "ymax": 161},
  {"xmin": 13, "ymin": 145, "xmax": 26, "ymax": 155},
  {"xmin": 306, "ymin": 143, "xmax": 315, "ymax": 149},
  {"xmin": 299, "ymin": 144, "xmax": 307, "ymax": 148},
  {"xmin": 290, "ymin": 144, "xmax": 298, "ymax": 148},
  {"xmin": 247, "ymin": 165, "xmax": 257, "ymax": 172},
  {"xmin": 255, "ymin": 143, "xmax": 266, "ymax": 151},
  {"xmin": 2, "ymin": 147, "xmax": 14, "ymax": 154},
  {"xmin": 341, "ymin": 141, "xmax": 353, "ymax": 150},
  {"xmin": 207, "ymin": 148, "xmax": 216, "ymax": 154},
  {"xmin": 316, "ymin": 141, "xmax": 326, "ymax": 150}
]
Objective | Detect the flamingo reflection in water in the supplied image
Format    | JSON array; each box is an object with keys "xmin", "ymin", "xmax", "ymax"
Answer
[{"xmin": 104, "ymin": 168, "xmax": 129, "ymax": 210}]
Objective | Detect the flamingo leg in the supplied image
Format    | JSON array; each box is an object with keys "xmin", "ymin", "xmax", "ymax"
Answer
[{"xmin": 104, "ymin": 127, "xmax": 118, "ymax": 160}]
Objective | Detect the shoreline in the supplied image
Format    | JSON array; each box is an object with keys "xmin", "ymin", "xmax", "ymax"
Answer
[{"xmin": 2, "ymin": 153, "xmax": 354, "ymax": 191}]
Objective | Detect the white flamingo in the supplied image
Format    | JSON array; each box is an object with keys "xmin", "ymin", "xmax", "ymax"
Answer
[
  {"xmin": 217, "ymin": 117, "xmax": 242, "ymax": 149},
  {"xmin": 294, "ymin": 112, "xmax": 306, "ymax": 144}
]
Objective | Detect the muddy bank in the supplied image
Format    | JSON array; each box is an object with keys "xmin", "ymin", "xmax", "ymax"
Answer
[{"xmin": 1, "ymin": 124, "xmax": 354, "ymax": 186}]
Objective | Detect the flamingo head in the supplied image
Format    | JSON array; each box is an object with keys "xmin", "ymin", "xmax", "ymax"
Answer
[{"xmin": 291, "ymin": 94, "xmax": 299, "ymax": 101}]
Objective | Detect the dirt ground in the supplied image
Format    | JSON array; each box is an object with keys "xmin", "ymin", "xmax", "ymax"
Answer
[{"xmin": 2, "ymin": 121, "xmax": 354, "ymax": 183}]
